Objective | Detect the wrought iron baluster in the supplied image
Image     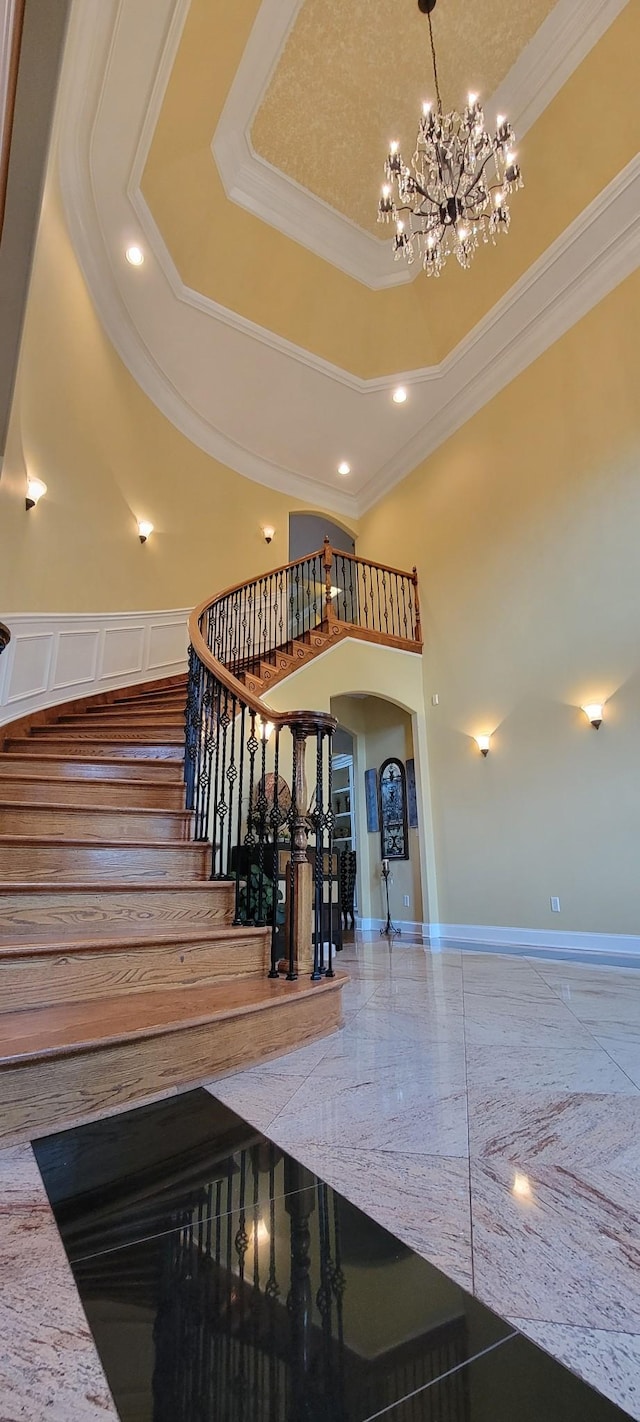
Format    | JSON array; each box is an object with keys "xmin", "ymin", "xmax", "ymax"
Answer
[
  {"xmin": 347, "ymin": 554, "xmax": 355, "ymax": 626},
  {"xmin": 312, "ymin": 727, "xmax": 324, "ymax": 980},
  {"xmin": 400, "ymin": 573, "xmax": 409, "ymax": 638},
  {"xmin": 339, "ymin": 554, "xmax": 348, "ymax": 622},
  {"xmin": 184, "ymin": 644, "xmax": 199, "ymax": 810},
  {"xmin": 243, "ymin": 711, "xmax": 259, "ymax": 923},
  {"xmin": 412, "ymin": 565, "xmax": 422, "ymax": 642},
  {"xmin": 277, "ymin": 569, "xmax": 284, "ymax": 648},
  {"xmin": 286, "ymin": 857, "xmax": 296, "ymax": 981},
  {"xmin": 268, "ymin": 726, "xmax": 281, "ymax": 977},
  {"xmin": 233, "ymin": 705, "xmax": 247, "ymax": 925},
  {"xmin": 382, "ymin": 570, "xmax": 390, "ymax": 634},
  {"xmin": 199, "ymin": 668, "xmax": 215, "ymax": 842},
  {"xmin": 325, "ymin": 730, "xmax": 336, "ymax": 974},
  {"xmin": 255, "ymin": 722, "xmax": 268, "ymax": 924},
  {"xmin": 213, "ymin": 685, "xmax": 232, "ymax": 879},
  {"xmin": 225, "ymin": 694, "xmax": 238, "ymax": 879}
]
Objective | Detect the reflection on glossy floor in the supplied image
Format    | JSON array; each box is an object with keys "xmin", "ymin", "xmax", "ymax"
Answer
[
  {"xmin": 204, "ymin": 938, "xmax": 640, "ymax": 1419},
  {"xmin": 35, "ymin": 1089, "xmax": 629, "ymax": 1422}
]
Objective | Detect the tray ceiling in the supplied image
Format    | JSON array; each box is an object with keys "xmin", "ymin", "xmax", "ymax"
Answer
[{"xmin": 251, "ymin": 0, "xmax": 557, "ymax": 240}]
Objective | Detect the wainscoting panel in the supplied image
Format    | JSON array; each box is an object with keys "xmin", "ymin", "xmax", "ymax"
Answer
[{"xmin": 0, "ymin": 610, "xmax": 190, "ymax": 726}]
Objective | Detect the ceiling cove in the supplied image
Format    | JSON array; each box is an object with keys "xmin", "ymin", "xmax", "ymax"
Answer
[
  {"xmin": 54, "ymin": 0, "xmax": 639, "ymax": 518},
  {"xmin": 214, "ymin": 0, "xmax": 630, "ymax": 288}
]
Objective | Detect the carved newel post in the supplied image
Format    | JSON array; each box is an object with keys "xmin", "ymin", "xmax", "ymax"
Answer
[
  {"xmin": 285, "ymin": 721, "xmax": 314, "ymax": 977},
  {"xmin": 323, "ymin": 537, "xmax": 336, "ymax": 625}
]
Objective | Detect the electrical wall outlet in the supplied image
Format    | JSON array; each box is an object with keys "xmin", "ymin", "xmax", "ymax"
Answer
[
  {"xmin": 550, "ymin": 896, "xmax": 561, "ymax": 913},
  {"xmin": 431, "ymin": 694, "xmax": 439, "ymax": 706},
  {"xmin": 403, "ymin": 895, "xmax": 410, "ymax": 907}
]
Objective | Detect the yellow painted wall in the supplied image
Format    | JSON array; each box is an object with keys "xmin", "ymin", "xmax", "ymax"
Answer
[
  {"xmin": 358, "ymin": 269, "xmax": 640, "ymax": 937},
  {"xmin": 264, "ymin": 641, "xmax": 435, "ymax": 927},
  {"xmin": 0, "ymin": 180, "xmax": 330, "ymax": 615}
]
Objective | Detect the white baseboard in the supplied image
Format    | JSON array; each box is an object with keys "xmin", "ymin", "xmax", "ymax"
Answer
[
  {"xmin": 428, "ymin": 922, "xmax": 640, "ymax": 960},
  {"xmin": 0, "ymin": 609, "xmax": 190, "ymax": 727},
  {"xmin": 355, "ymin": 916, "xmax": 429, "ymax": 941}
]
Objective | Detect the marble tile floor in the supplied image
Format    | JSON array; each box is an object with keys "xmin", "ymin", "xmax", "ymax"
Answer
[
  {"xmin": 207, "ymin": 938, "xmax": 640, "ymax": 1419},
  {"xmin": 1, "ymin": 937, "xmax": 640, "ymax": 1419}
]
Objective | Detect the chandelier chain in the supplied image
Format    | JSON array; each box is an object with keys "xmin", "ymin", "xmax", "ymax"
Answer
[{"xmin": 427, "ymin": 13, "xmax": 442, "ymax": 116}]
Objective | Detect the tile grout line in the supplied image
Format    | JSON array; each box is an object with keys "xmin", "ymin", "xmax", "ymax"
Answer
[{"xmin": 361, "ymin": 1333, "xmax": 520, "ymax": 1421}]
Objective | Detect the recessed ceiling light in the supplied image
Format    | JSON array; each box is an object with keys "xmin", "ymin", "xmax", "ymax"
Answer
[
  {"xmin": 392, "ymin": 386, "xmax": 408, "ymax": 404},
  {"xmin": 126, "ymin": 245, "xmax": 144, "ymax": 266},
  {"xmin": 337, "ymin": 461, "xmax": 351, "ymax": 476}
]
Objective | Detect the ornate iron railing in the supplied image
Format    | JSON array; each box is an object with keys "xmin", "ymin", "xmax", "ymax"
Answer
[{"xmin": 185, "ymin": 544, "xmax": 421, "ymax": 981}]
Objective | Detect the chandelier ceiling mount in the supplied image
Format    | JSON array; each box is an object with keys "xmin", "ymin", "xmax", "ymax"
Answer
[{"xmin": 378, "ymin": 0, "xmax": 523, "ymax": 277}]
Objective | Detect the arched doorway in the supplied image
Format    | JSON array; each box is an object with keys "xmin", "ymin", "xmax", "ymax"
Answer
[{"xmin": 288, "ymin": 512, "xmax": 355, "ymax": 561}]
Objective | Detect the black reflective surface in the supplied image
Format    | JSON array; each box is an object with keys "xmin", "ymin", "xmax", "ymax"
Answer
[{"xmin": 35, "ymin": 1091, "xmax": 627, "ymax": 1422}]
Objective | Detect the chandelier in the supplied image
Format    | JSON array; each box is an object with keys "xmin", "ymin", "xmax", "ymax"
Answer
[{"xmin": 377, "ymin": 0, "xmax": 523, "ymax": 277}]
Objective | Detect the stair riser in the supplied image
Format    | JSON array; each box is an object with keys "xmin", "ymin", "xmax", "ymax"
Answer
[
  {"xmin": 0, "ymin": 935, "xmax": 270, "ymax": 1010},
  {"xmin": 56, "ymin": 716, "xmax": 185, "ymax": 729},
  {"xmin": 0, "ymin": 778, "xmax": 185, "ymax": 809},
  {"xmin": 0, "ymin": 805, "xmax": 192, "ymax": 842},
  {"xmin": 0, "ymin": 990, "xmax": 343, "ymax": 1144},
  {"xmin": 113, "ymin": 688, "xmax": 186, "ymax": 703},
  {"xmin": 30, "ymin": 727, "xmax": 184, "ymax": 743},
  {"xmin": 5, "ymin": 740, "xmax": 183, "ymax": 761},
  {"xmin": 0, "ymin": 885, "xmax": 235, "ymax": 941},
  {"xmin": 0, "ymin": 843, "xmax": 209, "ymax": 883},
  {"xmin": 0, "ymin": 755, "xmax": 182, "ymax": 782}
]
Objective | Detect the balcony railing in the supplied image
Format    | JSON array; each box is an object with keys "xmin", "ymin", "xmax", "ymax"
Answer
[{"xmin": 185, "ymin": 543, "xmax": 422, "ymax": 981}]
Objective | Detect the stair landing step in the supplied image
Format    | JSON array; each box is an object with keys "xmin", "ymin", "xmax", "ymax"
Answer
[
  {"xmin": 0, "ymin": 923, "xmax": 266, "ymax": 958},
  {"xmin": 0, "ymin": 974, "xmax": 346, "ymax": 1065}
]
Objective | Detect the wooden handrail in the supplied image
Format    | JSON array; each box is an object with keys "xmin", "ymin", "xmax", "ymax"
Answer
[
  {"xmin": 188, "ymin": 596, "xmax": 336, "ymax": 733},
  {"xmin": 195, "ymin": 543, "xmax": 419, "ymax": 605},
  {"xmin": 188, "ymin": 541, "xmax": 420, "ymax": 727},
  {"xmin": 0, "ymin": 0, "xmax": 25, "ymax": 242}
]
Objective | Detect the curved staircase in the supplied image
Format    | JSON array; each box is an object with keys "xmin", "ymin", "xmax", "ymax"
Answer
[
  {"xmin": 0, "ymin": 677, "xmax": 343, "ymax": 1145},
  {"xmin": 0, "ymin": 542, "xmax": 421, "ymax": 1145}
]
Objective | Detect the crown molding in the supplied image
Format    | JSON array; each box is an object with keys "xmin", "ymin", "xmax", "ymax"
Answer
[
  {"xmin": 54, "ymin": 0, "xmax": 640, "ymax": 520},
  {"xmin": 212, "ymin": 0, "xmax": 630, "ymax": 290},
  {"xmin": 361, "ymin": 154, "xmax": 640, "ymax": 510}
]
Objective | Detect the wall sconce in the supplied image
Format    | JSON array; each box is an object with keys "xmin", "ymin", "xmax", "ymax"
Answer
[
  {"xmin": 138, "ymin": 520, "xmax": 154, "ymax": 544},
  {"xmin": 25, "ymin": 477, "xmax": 47, "ymax": 511},
  {"xmin": 475, "ymin": 734, "xmax": 491, "ymax": 757},
  {"xmin": 262, "ymin": 525, "xmax": 275, "ymax": 544},
  {"xmin": 582, "ymin": 703, "xmax": 603, "ymax": 729},
  {"xmin": 257, "ymin": 716, "xmax": 274, "ymax": 741}
]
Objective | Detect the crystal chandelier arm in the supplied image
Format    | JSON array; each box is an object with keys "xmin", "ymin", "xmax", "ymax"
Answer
[{"xmin": 463, "ymin": 149, "xmax": 499, "ymax": 200}]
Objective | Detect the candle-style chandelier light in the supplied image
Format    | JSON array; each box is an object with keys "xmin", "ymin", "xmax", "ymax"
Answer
[{"xmin": 377, "ymin": 0, "xmax": 523, "ymax": 277}]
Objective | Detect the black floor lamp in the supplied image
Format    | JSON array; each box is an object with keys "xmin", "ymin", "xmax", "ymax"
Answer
[{"xmin": 380, "ymin": 858, "xmax": 401, "ymax": 938}]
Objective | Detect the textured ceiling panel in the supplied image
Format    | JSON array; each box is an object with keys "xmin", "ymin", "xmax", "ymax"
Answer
[{"xmin": 251, "ymin": 0, "xmax": 557, "ymax": 236}]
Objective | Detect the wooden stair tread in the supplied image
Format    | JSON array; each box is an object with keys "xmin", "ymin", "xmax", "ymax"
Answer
[
  {"xmin": 0, "ymin": 772, "xmax": 184, "ymax": 788},
  {"xmin": 0, "ymin": 880, "xmax": 228, "ymax": 893},
  {"xmin": 0, "ymin": 924, "xmax": 268, "ymax": 957},
  {"xmin": 0, "ymin": 751, "xmax": 183, "ymax": 769},
  {"xmin": 0, "ymin": 799, "xmax": 191, "ymax": 818},
  {"xmin": 0, "ymin": 973, "xmax": 345, "ymax": 1064},
  {"xmin": 0, "ymin": 834, "xmax": 204, "ymax": 849}
]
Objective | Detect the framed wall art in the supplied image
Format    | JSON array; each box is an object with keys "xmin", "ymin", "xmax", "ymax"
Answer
[{"xmin": 379, "ymin": 758, "xmax": 409, "ymax": 860}]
